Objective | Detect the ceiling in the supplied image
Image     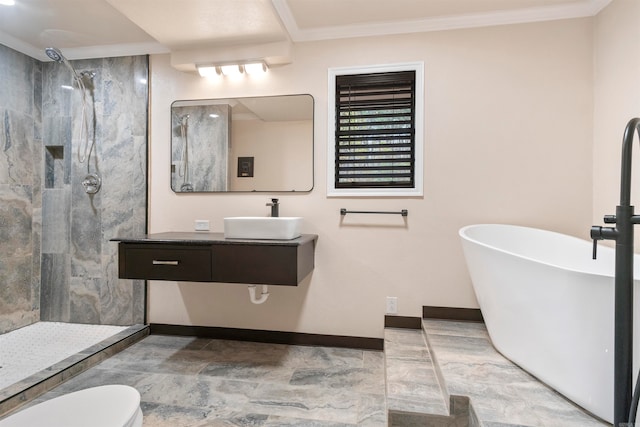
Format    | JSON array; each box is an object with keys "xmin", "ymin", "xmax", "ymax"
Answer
[{"xmin": 0, "ymin": 0, "xmax": 611, "ymax": 69}]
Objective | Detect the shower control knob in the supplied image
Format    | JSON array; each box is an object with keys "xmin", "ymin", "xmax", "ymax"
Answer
[
  {"xmin": 604, "ymin": 215, "xmax": 617, "ymax": 224},
  {"xmin": 82, "ymin": 173, "xmax": 102, "ymax": 194}
]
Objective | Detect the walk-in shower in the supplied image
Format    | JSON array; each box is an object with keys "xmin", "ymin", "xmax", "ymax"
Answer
[
  {"xmin": 0, "ymin": 44, "xmax": 148, "ymax": 417},
  {"xmin": 45, "ymin": 47, "xmax": 101, "ymax": 194}
]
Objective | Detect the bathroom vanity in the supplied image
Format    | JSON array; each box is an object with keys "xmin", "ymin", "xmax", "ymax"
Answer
[{"xmin": 113, "ymin": 232, "xmax": 317, "ymax": 286}]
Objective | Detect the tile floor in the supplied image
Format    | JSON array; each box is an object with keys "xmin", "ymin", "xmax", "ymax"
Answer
[
  {"xmin": 26, "ymin": 334, "xmax": 387, "ymax": 426},
  {"xmin": 1, "ymin": 320, "xmax": 617, "ymax": 426},
  {"xmin": 423, "ymin": 319, "xmax": 611, "ymax": 427}
]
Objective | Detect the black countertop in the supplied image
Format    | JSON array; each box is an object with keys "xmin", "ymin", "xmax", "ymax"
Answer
[{"xmin": 111, "ymin": 232, "xmax": 318, "ymax": 247}]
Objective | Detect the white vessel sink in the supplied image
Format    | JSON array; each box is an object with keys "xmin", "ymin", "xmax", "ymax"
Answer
[{"xmin": 224, "ymin": 217, "xmax": 302, "ymax": 240}]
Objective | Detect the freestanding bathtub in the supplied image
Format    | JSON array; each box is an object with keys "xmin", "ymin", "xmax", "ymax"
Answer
[{"xmin": 459, "ymin": 224, "xmax": 640, "ymax": 424}]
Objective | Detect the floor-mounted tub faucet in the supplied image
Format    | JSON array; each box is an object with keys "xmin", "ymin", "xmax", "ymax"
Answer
[
  {"xmin": 591, "ymin": 117, "xmax": 640, "ymax": 427},
  {"xmin": 267, "ymin": 198, "xmax": 279, "ymax": 217}
]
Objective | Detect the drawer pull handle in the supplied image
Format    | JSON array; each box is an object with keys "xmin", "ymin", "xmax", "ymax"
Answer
[{"xmin": 152, "ymin": 260, "xmax": 179, "ymax": 266}]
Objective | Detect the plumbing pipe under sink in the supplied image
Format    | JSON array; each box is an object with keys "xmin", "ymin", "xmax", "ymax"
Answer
[{"xmin": 248, "ymin": 285, "xmax": 269, "ymax": 304}]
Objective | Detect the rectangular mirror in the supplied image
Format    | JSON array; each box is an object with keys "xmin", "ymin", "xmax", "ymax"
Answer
[{"xmin": 171, "ymin": 94, "xmax": 314, "ymax": 192}]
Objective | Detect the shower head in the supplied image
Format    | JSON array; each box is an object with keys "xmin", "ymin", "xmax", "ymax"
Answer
[
  {"xmin": 45, "ymin": 47, "xmax": 65, "ymax": 63},
  {"xmin": 44, "ymin": 46, "xmax": 87, "ymax": 87}
]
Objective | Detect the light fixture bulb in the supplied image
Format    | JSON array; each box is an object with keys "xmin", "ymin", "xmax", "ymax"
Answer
[
  {"xmin": 244, "ymin": 62, "xmax": 268, "ymax": 75},
  {"xmin": 220, "ymin": 64, "xmax": 243, "ymax": 76},
  {"xmin": 197, "ymin": 65, "xmax": 218, "ymax": 78}
]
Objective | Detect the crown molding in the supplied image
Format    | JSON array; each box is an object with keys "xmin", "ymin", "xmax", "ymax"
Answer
[{"xmin": 273, "ymin": 0, "xmax": 612, "ymax": 42}]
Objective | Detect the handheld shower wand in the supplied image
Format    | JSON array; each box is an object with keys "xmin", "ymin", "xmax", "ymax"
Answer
[{"xmin": 45, "ymin": 47, "xmax": 82, "ymax": 82}]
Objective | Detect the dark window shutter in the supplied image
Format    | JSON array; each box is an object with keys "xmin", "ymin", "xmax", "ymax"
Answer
[{"xmin": 335, "ymin": 70, "xmax": 416, "ymax": 189}]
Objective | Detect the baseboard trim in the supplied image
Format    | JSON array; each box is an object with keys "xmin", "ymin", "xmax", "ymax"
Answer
[
  {"xmin": 422, "ymin": 306, "xmax": 484, "ymax": 322},
  {"xmin": 150, "ymin": 323, "xmax": 384, "ymax": 351},
  {"xmin": 384, "ymin": 315, "xmax": 422, "ymax": 329}
]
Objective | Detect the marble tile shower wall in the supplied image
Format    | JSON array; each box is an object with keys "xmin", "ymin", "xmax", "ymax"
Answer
[
  {"xmin": 0, "ymin": 43, "xmax": 148, "ymax": 333},
  {"xmin": 40, "ymin": 55, "xmax": 148, "ymax": 326},
  {"xmin": 0, "ymin": 44, "xmax": 42, "ymax": 334},
  {"xmin": 171, "ymin": 104, "xmax": 230, "ymax": 192}
]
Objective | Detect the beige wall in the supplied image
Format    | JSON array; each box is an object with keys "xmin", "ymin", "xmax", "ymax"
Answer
[
  {"xmin": 593, "ymin": 0, "xmax": 640, "ymax": 235},
  {"xmin": 148, "ymin": 17, "xmax": 594, "ymax": 339}
]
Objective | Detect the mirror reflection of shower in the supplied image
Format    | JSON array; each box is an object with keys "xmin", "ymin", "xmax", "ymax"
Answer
[
  {"xmin": 45, "ymin": 47, "xmax": 101, "ymax": 194},
  {"xmin": 178, "ymin": 114, "xmax": 193, "ymax": 192}
]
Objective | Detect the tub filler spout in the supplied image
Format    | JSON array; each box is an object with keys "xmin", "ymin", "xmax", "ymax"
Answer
[{"xmin": 591, "ymin": 117, "xmax": 640, "ymax": 426}]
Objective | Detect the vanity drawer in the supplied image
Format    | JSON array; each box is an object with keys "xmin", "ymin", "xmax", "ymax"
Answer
[{"xmin": 118, "ymin": 244, "xmax": 213, "ymax": 282}]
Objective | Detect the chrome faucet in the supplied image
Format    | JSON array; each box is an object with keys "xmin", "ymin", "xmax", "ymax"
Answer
[{"xmin": 266, "ymin": 198, "xmax": 279, "ymax": 217}]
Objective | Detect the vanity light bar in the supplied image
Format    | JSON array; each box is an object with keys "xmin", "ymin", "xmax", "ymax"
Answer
[{"xmin": 196, "ymin": 61, "xmax": 268, "ymax": 78}]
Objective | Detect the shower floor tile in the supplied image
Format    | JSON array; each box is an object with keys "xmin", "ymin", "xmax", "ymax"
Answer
[{"xmin": 0, "ymin": 322, "xmax": 126, "ymax": 390}]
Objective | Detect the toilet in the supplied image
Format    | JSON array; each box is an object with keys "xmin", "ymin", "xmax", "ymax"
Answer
[{"xmin": 0, "ymin": 385, "xmax": 142, "ymax": 427}]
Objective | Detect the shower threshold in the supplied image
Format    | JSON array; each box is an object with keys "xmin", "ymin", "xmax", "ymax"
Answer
[{"xmin": 0, "ymin": 322, "xmax": 148, "ymax": 417}]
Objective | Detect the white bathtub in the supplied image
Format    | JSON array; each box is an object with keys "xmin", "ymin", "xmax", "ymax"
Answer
[{"xmin": 459, "ymin": 223, "xmax": 640, "ymax": 424}]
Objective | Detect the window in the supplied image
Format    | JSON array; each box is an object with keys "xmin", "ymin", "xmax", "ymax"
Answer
[{"xmin": 328, "ymin": 62, "xmax": 424, "ymax": 197}]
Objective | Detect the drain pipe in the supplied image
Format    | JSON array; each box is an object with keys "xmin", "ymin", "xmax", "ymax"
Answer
[
  {"xmin": 248, "ymin": 285, "xmax": 269, "ymax": 304},
  {"xmin": 591, "ymin": 118, "xmax": 640, "ymax": 426}
]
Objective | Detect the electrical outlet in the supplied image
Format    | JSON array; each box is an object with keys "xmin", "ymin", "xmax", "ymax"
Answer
[
  {"xmin": 386, "ymin": 296, "xmax": 398, "ymax": 314},
  {"xmin": 194, "ymin": 220, "xmax": 210, "ymax": 231}
]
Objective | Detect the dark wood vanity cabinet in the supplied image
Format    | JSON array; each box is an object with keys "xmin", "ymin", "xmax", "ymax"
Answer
[{"xmin": 114, "ymin": 232, "xmax": 317, "ymax": 286}]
